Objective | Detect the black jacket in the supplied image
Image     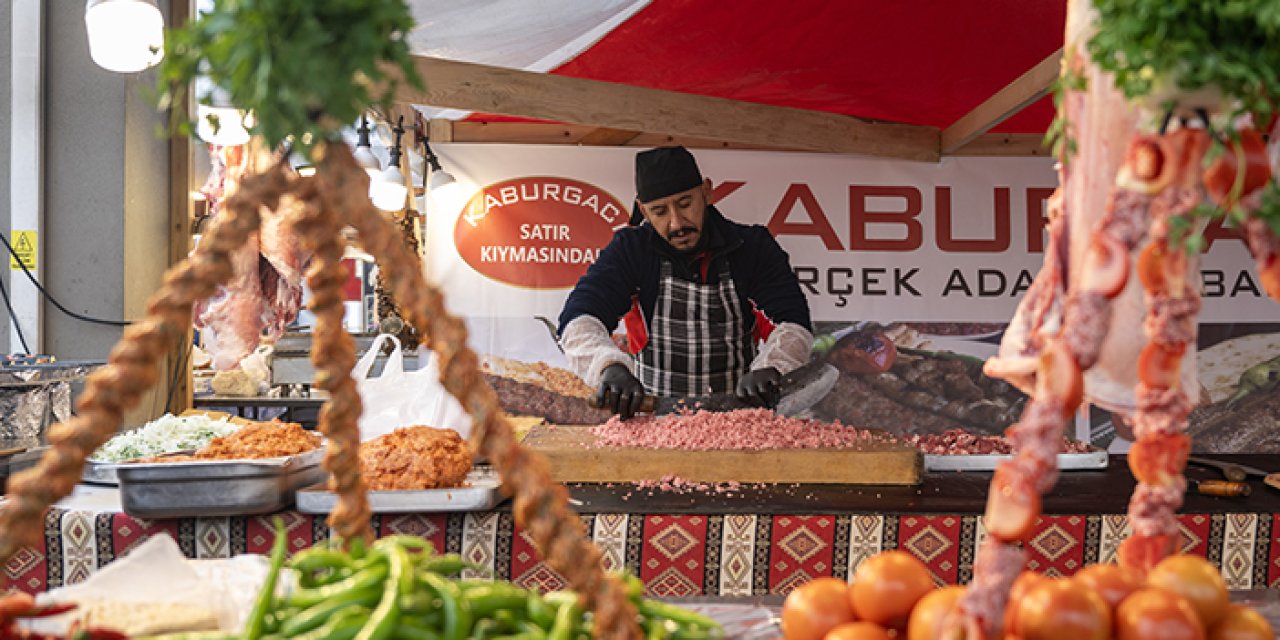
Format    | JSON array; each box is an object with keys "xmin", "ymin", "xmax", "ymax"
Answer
[{"xmin": 557, "ymin": 205, "xmax": 811, "ymax": 338}]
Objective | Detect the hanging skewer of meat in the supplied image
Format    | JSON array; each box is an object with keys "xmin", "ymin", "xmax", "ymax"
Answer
[
  {"xmin": 1117, "ymin": 125, "xmax": 1210, "ymax": 571},
  {"xmin": 318, "ymin": 143, "xmax": 642, "ymax": 639}
]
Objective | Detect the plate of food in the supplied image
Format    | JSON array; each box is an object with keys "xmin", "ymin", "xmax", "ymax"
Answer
[
  {"xmin": 296, "ymin": 426, "xmax": 504, "ymax": 513},
  {"xmin": 115, "ymin": 420, "xmax": 325, "ymax": 518},
  {"xmin": 83, "ymin": 411, "xmax": 250, "ymax": 485}
]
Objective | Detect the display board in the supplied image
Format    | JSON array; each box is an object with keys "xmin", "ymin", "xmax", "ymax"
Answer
[{"xmin": 422, "ymin": 144, "xmax": 1280, "ymax": 452}]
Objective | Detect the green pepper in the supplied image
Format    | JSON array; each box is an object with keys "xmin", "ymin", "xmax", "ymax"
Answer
[
  {"xmin": 545, "ymin": 594, "xmax": 580, "ymax": 640},
  {"xmin": 303, "ymin": 566, "xmax": 356, "ymax": 589},
  {"xmin": 262, "ymin": 607, "xmax": 297, "ymax": 634},
  {"xmin": 515, "ymin": 622, "xmax": 547, "ymax": 640},
  {"xmin": 395, "ymin": 617, "xmax": 442, "ymax": 636},
  {"xmin": 373, "ymin": 536, "xmax": 434, "ymax": 554},
  {"xmin": 619, "ymin": 573, "xmax": 645, "ymax": 603},
  {"xmin": 287, "ymin": 562, "xmax": 389, "ymax": 608},
  {"xmin": 471, "ymin": 619, "xmax": 500, "ymax": 639},
  {"xmin": 420, "ymin": 572, "xmax": 472, "ymax": 640},
  {"xmin": 289, "ymin": 606, "xmax": 370, "ymax": 640},
  {"xmin": 244, "ymin": 518, "xmax": 289, "ymax": 640},
  {"xmin": 416, "ymin": 555, "xmax": 467, "ymax": 576},
  {"xmin": 525, "ymin": 594, "xmax": 554, "ymax": 630},
  {"xmin": 637, "ymin": 600, "xmax": 721, "ymax": 632},
  {"xmin": 390, "ymin": 626, "xmax": 442, "ymax": 640},
  {"xmin": 279, "ymin": 586, "xmax": 381, "ymax": 636},
  {"xmin": 289, "ymin": 548, "xmax": 353, "ymax": 573},
  {"xmin": 645, "ymin": 619, "xmax": 670, "ymax": 640},
  {"xmin": 463, "ymin": 584, "xmax": 530, "ymax": 618},
  {"xmin": 398, "ymin": 593, "xmax": 439, "ymax": 616},
  {"xmin": 354, "ymin": 544, "xmax": 412, "ymax": 640}
]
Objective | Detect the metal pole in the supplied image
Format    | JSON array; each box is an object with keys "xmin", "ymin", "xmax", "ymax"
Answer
[{"xmin": 9, "ymin": 0, "xmax": 45, "ymax": 354}]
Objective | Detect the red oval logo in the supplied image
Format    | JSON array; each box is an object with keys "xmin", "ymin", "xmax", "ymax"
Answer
[{"xmin": 453, "ymin": 177, "xmax": 628, "ymax": 289}]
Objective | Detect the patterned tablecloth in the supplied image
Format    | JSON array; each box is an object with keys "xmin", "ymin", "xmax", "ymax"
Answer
[{"xmin": 6, "ymin": 505, "xmax": 1278, "ymax": 596}]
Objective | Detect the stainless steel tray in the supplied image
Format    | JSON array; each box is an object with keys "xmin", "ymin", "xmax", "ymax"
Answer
[
  {"xmin": 925, "ymin": 448, "xmax": 1108, "ymax": 472},
  {"xmin": 296, "ymin": 467, "xmax": 503, "ymax": 514},
  {"xmin": 82, "ymin": 459, "xmax": 122, "ymax": 485},
  {"xmin": 116, "ymin": 448, "xmax": 326, "ymax": 518}
]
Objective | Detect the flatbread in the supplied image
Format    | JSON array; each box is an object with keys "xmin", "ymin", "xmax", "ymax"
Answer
[{"xmin": 1197, "ymin": 332, "xmax": 1280, "ymax": 403}]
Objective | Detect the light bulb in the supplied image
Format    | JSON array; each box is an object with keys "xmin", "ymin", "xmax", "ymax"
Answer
[
  {"xmin": 370, "ymin": 166, "xmax": 408, "ymax": 212},
  {"xmin": 428, "ymin": 169, "xmax": 457, "ymax": 191},
  {"xmin": 352, "ymin": 145, "xmax": 381, "ymax": 177},
  {"xmin": 428, "ymin": 180, "xmax": 468, "ymax": 216},
  {"xmin": 85, "ymin": 0, "xmax": 164, "ymax": 73}
]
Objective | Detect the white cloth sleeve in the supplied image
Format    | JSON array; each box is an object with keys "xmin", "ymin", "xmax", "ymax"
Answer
[
  {"xmin": 559, "ymin": 315, "xmax": 634, "ymax": 388},
  {"xmin": 749, "ymin": 322, "xmax": 814, "ymax": 374}
]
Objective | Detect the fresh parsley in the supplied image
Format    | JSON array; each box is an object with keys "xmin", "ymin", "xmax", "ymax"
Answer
[
  {"xmin": 1086, "ymin": 0, "xmax": 1280, "ymax": 124},
  {"xmin": 155, "ymin": 0, "xmax": 424, "ymax": 151}
]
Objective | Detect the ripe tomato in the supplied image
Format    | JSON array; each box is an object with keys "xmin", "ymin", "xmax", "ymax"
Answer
[
  {"xmin": 1115, "ymin": 588, "xmax": 1204, "ymax": 640},
  {"xmin": 1035, "ymin": 341, "xmax": 1083, "ymax": 415},
  {"xmin": 783, "ymin": 577, "xmax": 857, "ymax": 640},
  {"xmin": 1073, "ymin": 563, "xmax": 1145, "ymax": 610},
  {"xmin": 1137, "ymin": 243, "xmax": 1167, "ymax": 293},
  {"xmin": 1081, "ymin": 235, "xmax": 1130, "ymax": 298},
  {"xmin": 1147, "ymin": 554, "xmax": 1230, "ymax": 629},
  {"xmin": 1203, "ymin": 127, "xmax": 1272, "ymax": 209},
  {"xmin": 1127, "ymin": 434, "xmax": 1191, "ymax": 487},
  {"xmin": 1117, "ymin": 532, "xmax": 1178, "ymax": 573},
  {"xmin": 824, "ymin": 621, "xmax": 892, "ymax": 640},
  {"xmin": 1260, "ymin": 253, "xmax": 1280, "ymax": 303},
  {"xmin": 1137, "ymin": 342, "xmax": 1186, "ymax": 390},
  {"xmin": 906, "ymin": 586, "xmax": 964, "ymax": 640},
  {"xmin": 850, "ymin": 550, "xmax": 937, "ymax": 628},
  {"xmin": 1016, "ymin": 579, "xmax": 1111, "ymax": 640},
  {"xmin": 1003, "ymin": 571, "xmax": 1050, "ymax": 636},
  {"xmin": 1208, "ymin": 604, "xmax": 1274, "ymax": 640},
  {"xmin": 985, "ymin": 464, "xmax": 1041, "ymax": 542}
]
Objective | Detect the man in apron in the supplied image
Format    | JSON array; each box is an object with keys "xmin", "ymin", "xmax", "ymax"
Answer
[{"xmin": 558, "ymin": 146, "xmax": 813, "ymax": 419}]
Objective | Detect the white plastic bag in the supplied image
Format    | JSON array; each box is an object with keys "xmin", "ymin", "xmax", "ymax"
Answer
[{"xmin": 353, "ymin": 334, "xmax": 472, "ymax": 441}]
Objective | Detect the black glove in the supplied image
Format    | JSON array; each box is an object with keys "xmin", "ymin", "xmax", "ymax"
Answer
[
  {"xmin": 736, "ymin": 367, "xmax": 781, "ymax": 408},
  {"xmin": 596, "ymin": 363, "xmax": 646, "ymax": 419}
]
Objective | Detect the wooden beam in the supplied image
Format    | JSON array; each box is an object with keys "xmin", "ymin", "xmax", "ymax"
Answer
[
  {"xmin": 451, "ymin": 121, "xmax": 593, "ymax": 145},
  {"xmin": 941, "ymin": 49, "xmax": 1062, "ymax": 155},
  {"xmin": 447, "ymin": 122, "xmax": 1051, "ymax": 156},
  {"xmin": 948, "ymin": 133, "xmax": 1050, "ymax": 157},
  {"xmin": 577, "ymin": 127, "xmax": 641, "ymax": 146},
  {"xmin": 428, "ymin": 118, "xmax": 454, "ymax": 143},
  {"xmin": 392, "ymin": 56, "xmax": 940, "ymax": 162}
]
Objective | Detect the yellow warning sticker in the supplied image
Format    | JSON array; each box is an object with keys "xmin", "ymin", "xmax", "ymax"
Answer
[{"xmin": 9, "ymin": 230, "xmax": 36, "ymax": 271}]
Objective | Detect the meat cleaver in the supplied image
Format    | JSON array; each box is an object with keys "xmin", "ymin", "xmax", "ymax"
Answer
[{"xmin": 591, "ymin": 359, "xmax": 841, "ymax": 417}]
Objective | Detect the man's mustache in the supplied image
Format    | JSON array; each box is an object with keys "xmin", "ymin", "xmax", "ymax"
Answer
[{"xmin": 669, "ymin": 227, "xmax": 698, "ymax": 239}]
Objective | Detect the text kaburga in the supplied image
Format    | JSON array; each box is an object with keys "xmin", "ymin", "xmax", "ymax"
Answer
[{"xmin": 794, "ymin": 265, "xmax": 1268, "ymax": 307}]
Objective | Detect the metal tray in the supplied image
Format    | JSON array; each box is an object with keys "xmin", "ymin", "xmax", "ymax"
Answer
[
  {"xmin": 296, "ymin": 467, "xmax": 503, "ymax": 514},
  {"xmin": 82, "ymin": 459, "xmax": 123, "ymax": 485},
  {"xmin": 925, "ymin": 448, "xmax": 1109, "ymax": 472},
  {"xmin": 116, "ymin": 448, "xmax": 326, "ymax": 518}
]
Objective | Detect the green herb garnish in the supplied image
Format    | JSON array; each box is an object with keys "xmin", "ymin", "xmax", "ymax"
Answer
[{"xmin": 156, "ymin": 1, "xmax": 424, "ymax": 151}]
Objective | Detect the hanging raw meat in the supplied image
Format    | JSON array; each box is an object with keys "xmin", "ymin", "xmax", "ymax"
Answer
[{"xmin": 194, "ymin": 143, "xmax": 309, "ymax": 370}]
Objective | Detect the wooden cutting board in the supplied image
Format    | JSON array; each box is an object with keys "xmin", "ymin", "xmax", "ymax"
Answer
[{"xmin": 523, "ymin": 424, "xmax": 922, "ymax": 485}]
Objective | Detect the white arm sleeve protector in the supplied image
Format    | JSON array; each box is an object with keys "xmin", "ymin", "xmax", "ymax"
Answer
[
  {"xmin": 559, "ymin": 315, "xmax": 634, "ymax": 388},
  {"xmin": 749, "ymin": 322, "xmax": 814, "ymax": 375}
]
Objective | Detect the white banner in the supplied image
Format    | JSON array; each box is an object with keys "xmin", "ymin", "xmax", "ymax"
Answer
[{"xmin": 424, "ymin": 144, "xmax": 1271, "ymax": 327}]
